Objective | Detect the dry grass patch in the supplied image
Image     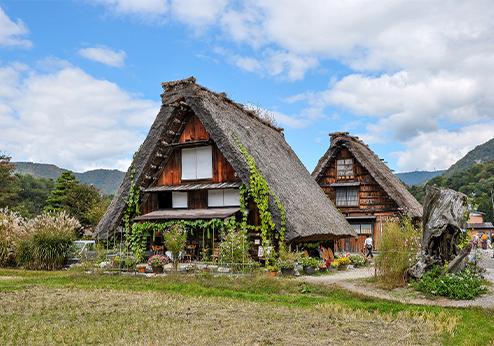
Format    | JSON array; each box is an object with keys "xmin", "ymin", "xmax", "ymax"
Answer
[{"xmin": 0, "ymin": 287, "xmax": 452, "ymax": 345}]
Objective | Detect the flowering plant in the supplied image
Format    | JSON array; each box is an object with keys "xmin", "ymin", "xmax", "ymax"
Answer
[{"xmin": 148, "ymin": 254, "xmax": 169, "ymax": 267}]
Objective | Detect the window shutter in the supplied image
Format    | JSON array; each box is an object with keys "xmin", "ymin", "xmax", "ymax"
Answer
[
  {"xmin": 172, "ymin": 192, "xmax": 188, "ymax": 208},
  {"xmin": 223, "ymin": 189, "xmax": 240, "ymax": 206},
  {"xmin": 181, "ymin": 148, "xmax": 197, "ymax": 180},
  {"xmin": 196, "ymin": 146, "xmax": 212, "ymax": 179},
  {"xmin": 208, "ymin": 190, "xmax": 224, "ymax": 207}
]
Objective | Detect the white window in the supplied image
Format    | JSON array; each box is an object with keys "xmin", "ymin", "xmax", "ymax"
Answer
[
  {"xmin": 181, "ymin": 146, "xmax": 212, "ymax": 180},
  {"xmin": 208, "ymin": 189, "xmax": 240, "ymax": 207},
  {"xmin": 337, "ymin": 159, "xmax": 353, "ymax": 177},
  {"xmin": 335, "ymin": 187, "xmax": 359, "ymax": 207},
  {"xmin": 172, "ymin": 191, "xmax": 188, "ymax": 208}
]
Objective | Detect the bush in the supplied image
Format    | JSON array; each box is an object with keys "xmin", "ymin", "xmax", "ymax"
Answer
[
  {"xmin": 349, "ymin": 254, "xmax": 366, "ymax": 267},
  {"xmin": 414, "ymin": 266, "xmax": 487, "ymax": 300},
  {"xmin": 0, "ymin": 208, "xmax": 26, "ymax": 267},
  {"xmin": 299, "ymin": 256, "xmax": 322, "ymax": 268},
  {"xmin": 219, "ymin": 228, "xmax": 250, "ymax": 272},
  {"xmin": 16, "ymin": 212, "xmax": 79, "ymax": 270},
  {"xmin": 375, "ymin": 218, "xmax": 420, "ymax": 288}
]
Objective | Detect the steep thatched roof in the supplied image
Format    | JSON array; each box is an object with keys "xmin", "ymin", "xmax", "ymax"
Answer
[
  {"xmin": 312, "ymin": 132, "xmax": 423, "ymax": 218},
  {"xmin": 96, "ymin": 77, "xmax": 355, "ymax": 241}
]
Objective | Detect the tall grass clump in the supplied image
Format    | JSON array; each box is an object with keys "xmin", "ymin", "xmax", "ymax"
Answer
[
  {"xmin": 16, "ymin": 212, "xmax": 80, "ymax": 270},
  {"xmin": 0, "ymin": 208, "xmax": 26, "ymax": 267},
  {"xmin": 375, "ymin": 218, "xmax": 420, "ymax": 289}
]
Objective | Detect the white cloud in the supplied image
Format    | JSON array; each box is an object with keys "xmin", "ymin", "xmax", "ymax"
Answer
[
  {"xmin": 78, "ymin": 46, "xmax": 126, "ymax": 67},
  {"xmin": 0, "ymin": 7, "xmax": 31, "ymax": 48},
  {"xmin": 170, "ymin": 0, "xmax": 228, "ymax": 26},
  {"xmin": 90, "ymin": 0, "xmax": 168, "ymax": 19},
  {"xmin": 393, "ymin": 125, "xmax": 494, "ymax": 172},
  {"xmin": 0, "ymin": 62, "xmax": 159, "ymax": 171}
]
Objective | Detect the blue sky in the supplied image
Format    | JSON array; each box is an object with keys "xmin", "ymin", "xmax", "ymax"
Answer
[{"xmin": 1, "ymin": 1, "xmax": 493, "ymax": 173}]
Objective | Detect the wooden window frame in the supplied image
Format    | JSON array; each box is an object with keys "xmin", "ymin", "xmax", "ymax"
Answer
[
  {"xmin": 336, "ymin": 158, "xmax": 354, "ymax": 178},
  {"xmin": 335, "ymin": 187, "xmax": 359, "ymax": 207}
]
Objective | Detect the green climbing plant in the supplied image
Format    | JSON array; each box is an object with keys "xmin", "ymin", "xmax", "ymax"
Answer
[
  {"xmin": 122, "ymin": 154, "xmax": 143, "ymax": 261},
  {"xmin": 236, "ymin": 139, "xmax": 286, "ymax": 257}
]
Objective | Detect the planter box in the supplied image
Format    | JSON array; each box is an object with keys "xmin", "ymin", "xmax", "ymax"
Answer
[
  {"xmin": 303, "ymin": 266, "xmax": 316, "ymax": 275},
  {"xmin": 280, "ymin": 267, "xmax": 295, "ymax": 276},
  {"xmin": 152, "ymin": 266, "xmax": 164, "ymax": 274}
]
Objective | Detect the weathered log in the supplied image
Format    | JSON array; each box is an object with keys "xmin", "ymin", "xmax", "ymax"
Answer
[{"xmin": 408, "ymin": 186, "xmax": 468, "ymax": 279}]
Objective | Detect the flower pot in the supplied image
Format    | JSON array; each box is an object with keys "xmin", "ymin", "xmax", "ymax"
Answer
[
  {"xmin": 267, "ymin": 271, "xmax": 278, "ymax": 277},
  {"xmin": 152, "ymin": 266, "xmax": 164, "ymax": 274},
  {"xmin": 136, "ymin": 265, "xmax": 146, "ymax": 273},
  {"xmin": 280, "ymin": 267, "xmax": 295, "ymax": 276},
  {"xmin": 303, "ymin": 266, "xmax": 315, "ymax": 275},
  {"xmin": 337, "ymin": 265, "xmax": 348, "ymax": 271}
]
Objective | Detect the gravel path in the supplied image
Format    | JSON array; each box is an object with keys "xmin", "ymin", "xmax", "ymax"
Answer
[{"xmin": 300, "ymin": 252, "xmax": 494, "ymax": 309}]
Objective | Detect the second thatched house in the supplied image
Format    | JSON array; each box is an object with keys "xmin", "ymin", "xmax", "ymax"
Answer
[
  {"xmin": 96, "ymin": 78, "xmax": 355, "ymax": 260},
  {"xmin": 313, "ymin": 132, "xmax": 422, "ymax": 252}
]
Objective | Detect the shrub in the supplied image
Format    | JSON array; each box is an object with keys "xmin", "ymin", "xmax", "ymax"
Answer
[
  {"xmin": 299, "ymin": 256, "xmax": 322, "ymax": 268},
  {"xmin": 349, "ymin": 254, "xmax": 366, "ymax": 267},
  {"xmin": 375, "ymin": 218, "xmax": 420, "ymax": 289},
  {"xmin": 16, "ymin": 212, "xmax": 79, "ymax": 270},
  {"xmin": 219, "ymin": 228, "xmax": 250, "ymax": 272},
  {"xmin": 164, "ymin": 224, "xmax": 187, "ymax": 271},
  {"xmin": 0, "ymin": 209, "xmax": 26, "ymax": 267},
  {"xmin": 414, "ymin": 266, "xmax": 487, "ymax": 300}
]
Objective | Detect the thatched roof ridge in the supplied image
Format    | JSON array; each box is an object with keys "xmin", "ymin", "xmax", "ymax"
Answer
[
  {"xmin": 96, "ymin": 77, "xmax": 355, "ymax": 241},
  {"xmin": 312, "ymin": 133, "xmax": 423, "ymax": 218}
]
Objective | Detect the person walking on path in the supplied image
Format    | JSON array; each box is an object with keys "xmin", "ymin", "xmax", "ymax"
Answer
[{"xmin": 364, "ymin": 236, "xmax": 373, "ymax": 259}]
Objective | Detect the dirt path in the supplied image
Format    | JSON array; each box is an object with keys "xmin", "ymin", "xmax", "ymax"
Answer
[{"xmin": 300, "ymin": 252, "xmax": 494, "ymax": 309}]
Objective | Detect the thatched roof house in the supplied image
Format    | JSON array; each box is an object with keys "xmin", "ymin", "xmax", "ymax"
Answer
[
  {"xmin": 96, "ymin": 77, "xmax": 355, "ymax": 243},
  {"xmin": 312, "ymin": 132, "xmax": 422, "ymax": 251}
]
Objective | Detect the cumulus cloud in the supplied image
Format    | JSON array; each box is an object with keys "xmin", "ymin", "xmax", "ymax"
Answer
[
  {"xmin": 393, "ymin": 125, "xmax": 494, "ymax": 172},
  {"xmin": 90, "ymin": 0, "xmax": 168, "ymax": 19},
  {"xmin": 0, "ymin": 62, "xmax": 159, "ymax": 171},
  {"xmin": 78, "ymin": 46, "xmax": 126, "ymax": 67},
  {"xmin": 0, "ymin": 7, "xmax": 31, "ymax": 48}
]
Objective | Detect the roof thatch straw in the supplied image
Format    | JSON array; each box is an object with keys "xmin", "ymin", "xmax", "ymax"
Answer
[
  {"xmin": 96, "ymin": 77, "xmax": 356, "ymax": 242},
  {"xmin": 312, "ymin": 132, "xmax": 423, "ymax": 218}
]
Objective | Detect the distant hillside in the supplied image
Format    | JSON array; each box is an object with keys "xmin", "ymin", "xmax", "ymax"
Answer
[
  {"xmin": 14, "ymin": 162, "xmax": 124, "ymax": 195},
  {"xmin": 395, "ymin": 170, "xmax": 445, "ymax": 186},
  {"xmin": 445, "ymin": 138, "xmax": 494, "ymax": 177}
]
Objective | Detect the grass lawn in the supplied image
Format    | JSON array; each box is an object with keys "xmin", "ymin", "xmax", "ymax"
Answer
[{"xmin": 0, "ymin": 269, "xmax": 493, "ymax": 345}]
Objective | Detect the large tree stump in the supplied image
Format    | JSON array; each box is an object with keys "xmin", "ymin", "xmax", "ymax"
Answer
[{"xmin": 408, "ymin": 186, "xmax": 468, "ymax": 279}]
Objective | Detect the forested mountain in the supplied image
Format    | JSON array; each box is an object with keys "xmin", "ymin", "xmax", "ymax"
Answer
[
  {"xmin": 445, "ymin": 138, "xmax": 494, "ymax": 177},
  {"xmin": 395, "ymin": 170, "xmax": 445, "ymax": 186},
  {"xmin": 409, "ymin": 161, "xmax": 494, "ymax": 221},
  {"xmin": 14, "ymin": 162, "xmax": 124, "ymax": 195}
]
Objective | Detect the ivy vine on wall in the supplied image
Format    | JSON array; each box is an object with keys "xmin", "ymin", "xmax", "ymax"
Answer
[{"xmin": 236, "ymin": 139, "xmax": 286, "ymax": 254}]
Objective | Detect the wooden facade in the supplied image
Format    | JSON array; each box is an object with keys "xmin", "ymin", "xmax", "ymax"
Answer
[{"xmin": 316, "ymin": 145, "xmax": 403, "ymax": 252}]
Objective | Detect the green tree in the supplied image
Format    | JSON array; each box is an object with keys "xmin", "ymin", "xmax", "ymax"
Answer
[
  {"xmin": 44, "ymin": 172, "xmax": 78, "ymax": 213},
  {"xmin": 65, "ymin": 183, "xmax": 102, "ymax": 227},
  {"xmin": 11, "ymin": 174, "xmax": 54, "ymax": 218},
  {"xmin": 0, "ymin": 153, "xmax": 18, "ymax": 208}
]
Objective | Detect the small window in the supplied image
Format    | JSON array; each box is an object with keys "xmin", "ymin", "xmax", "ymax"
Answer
[
  {"xmin": 181, "ymin": 146, "xmax": 213, "ymax": 180},
  {"xmin": 208, "ymin": 189, "xmax": 240, "ymax": 207},
  {"xmin": 352, "ymin": 223, "xmax": 373, "ymax": 235},
  {"xmin": 335, "ymin": 187, "xmax": 359, "ymax": 207},
  {"xmin": 337, "ymin": 159, "xmax": 353, "ymax": 177},
  {"xmin": 172, "ymin": 191, "xmax": 188, "ymax": 208}
]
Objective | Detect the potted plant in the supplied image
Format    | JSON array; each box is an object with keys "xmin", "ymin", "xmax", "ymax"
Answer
[
  {"xmin": 277, "ymin": 259, "xmax": 295, "ymax": 276},
  {"xmin": 299, "ymin": 257, "xmax": 321, "ymax": 275},
  {"xmin": 335, "ymin": 256, "xmax": 351, "ymax": 271},
  {"xmin": 266, "ymin": 264, "xmax": 279, "ymax": 277},
  {"xmin": 148, "ymin": 254, "xmax": 169, "ymax": 274}
]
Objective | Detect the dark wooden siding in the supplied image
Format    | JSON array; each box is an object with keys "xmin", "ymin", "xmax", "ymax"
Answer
[
  {"xmin": 156, "ymin": 116, "xmax": 240, "ymax": 186},
  {"xmin": 318, "ymin": 148, "xmax": 398, "ymax": 213}
]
